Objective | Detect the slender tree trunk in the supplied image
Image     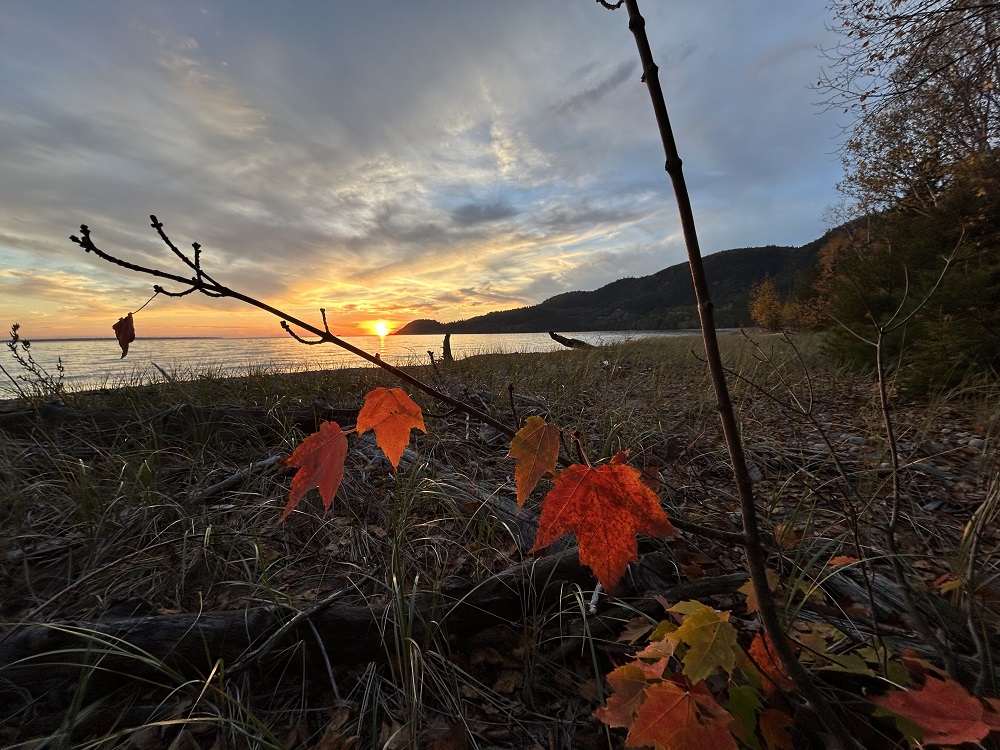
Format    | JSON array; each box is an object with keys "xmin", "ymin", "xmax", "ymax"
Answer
[{"xmin": 620, "ymin": 3, "xmax": 860, "ymax": 747}]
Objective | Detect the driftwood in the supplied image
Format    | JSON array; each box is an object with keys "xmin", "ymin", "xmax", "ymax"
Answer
[
  {"xmin": 548, "ymin": 331, "xmax": 593, "ymax": 349},
  {"xmin": 185, "ymin": 453, "xmax": 285, "ymax": 504},
  {"xmin": 0, "ymin": 549, "xmax": 745, "ymax": 717},
  {"xmin": 0, "ymin": 401, "xmax": 359, "ymax": 444},
  {"xmin": 443, "ymin": 332, "xmax": 454, "ymax": 362}
]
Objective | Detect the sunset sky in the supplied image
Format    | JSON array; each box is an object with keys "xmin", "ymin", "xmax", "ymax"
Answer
[{"xmin": 1, "ymin": 1, "xmax": 845, "ymax": 339}]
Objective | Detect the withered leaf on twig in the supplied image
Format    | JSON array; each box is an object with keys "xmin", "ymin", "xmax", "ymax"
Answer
[{"xmin": 113, "ymin": 312, "xmax": 136, "ymax": 358}]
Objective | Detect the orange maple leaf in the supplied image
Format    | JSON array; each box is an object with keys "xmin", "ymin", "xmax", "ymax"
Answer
[
  {"xmin": 872, "ymin": 676, "xmax": 993, "ymax": 746},
  {"xmin": 356, "ymin": 387, "xmax": 426, "ymax": 469},
  {"xmin": 531, "ymin": 452, "xmax": 675, "ymax": 592},
  {"xmin": 828, "ymin": 555, "xmax": 859, "ymax": 567},
  {"xmin": 113, "ymin": 312, "xmax": 135, "ymax": 358},
  {"xmin": 759, "ymin": 708, "xmax": 794, "ymax": 750},
  {"xmin": 616, "ymin": 616, "xmax": 656, "ymax": 645},
  {"xmin": 626, "ymin": 678, "xmax": 737, "ymax": 750},
  {"xmin": 593, "ymin": 663, "xmax": 649, "ymax": 730},
  {"xmin": 509, "ymin": 416, "xmax": 560, "ymax": 508},
  {"xmin": 984, "ymin": 698, "xmax": 1000, "ymax": 730},
  {"xmin": 638, "ymin": 636, "xmax": 678, "ymax": 662},
  {"xmin": 748, "ymin": 632, "xmax": 795, "ymax": 695},
  {"xmin": 279, "ymin": 420, "xmax": 349, "ymax": 523},
  {"xmin": 737, "ymin": 569, "xmax": 781, "ymax": 614}
]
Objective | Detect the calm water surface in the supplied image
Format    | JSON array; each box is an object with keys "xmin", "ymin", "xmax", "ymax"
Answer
[{"xmin": 4, "ymin": 331, "xmax": 699, "ymax": 394}]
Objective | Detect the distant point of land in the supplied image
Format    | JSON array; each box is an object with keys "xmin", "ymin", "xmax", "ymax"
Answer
[{"xmin": 393, "ymin": 319, "xmax": 449, "ymax": 335}]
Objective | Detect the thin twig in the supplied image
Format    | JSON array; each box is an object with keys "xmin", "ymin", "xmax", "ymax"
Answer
[{"xmin": 132, "ymin": 291, "xmax": 159, "ymax": 315}]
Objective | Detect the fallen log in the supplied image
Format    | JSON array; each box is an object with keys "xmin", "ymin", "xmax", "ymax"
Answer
[
  {"xmin": 548, "ymin": 331, "xmax": 593, "ymax": 349},
  {"xmin": 0, "ymin": 549, "xmax": 736, "ymax": 715}
]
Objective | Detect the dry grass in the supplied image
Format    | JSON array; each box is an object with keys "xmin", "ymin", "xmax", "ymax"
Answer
[{"xmin": 1, "ymin": 333, "xmax": 997, "ymax": 748}]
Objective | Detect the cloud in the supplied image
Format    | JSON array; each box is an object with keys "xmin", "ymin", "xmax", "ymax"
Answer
[
  {"xmin": 0, "ymin": 1, "xmax": 845, "ymax": 337},
  {"xmin": 551, "ymin": 60, "xmax": 636, "ymax": 116},
  {"xmin": 450, "ymin": 200, "xmax": 519, "ymax": 226},
  {"xmin": 151, "ymin": 34, "xmax": 266, "ymax": 139}
]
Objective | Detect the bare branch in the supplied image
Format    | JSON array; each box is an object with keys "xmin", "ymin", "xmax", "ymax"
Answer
[{"xmin": 72, "ymin": 220, "xmax": 518, "ymax": 438}]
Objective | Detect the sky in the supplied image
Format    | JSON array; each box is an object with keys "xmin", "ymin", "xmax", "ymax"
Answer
[{"xmin": 0, "ymin": 1, "xmax": 847, "ymax": 339}]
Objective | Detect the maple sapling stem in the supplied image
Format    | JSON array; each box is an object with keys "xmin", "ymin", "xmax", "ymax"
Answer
[
  {"xmin": 507, "ymin": 383, "xmax": 520, "ymax": 428},
  {"xmin": 572, "ymin": 431, "xmax": 588, "ymax": 466},
  {"xmin": 620, "ymin": 2, "xmax": 861, "ymax": 747}
]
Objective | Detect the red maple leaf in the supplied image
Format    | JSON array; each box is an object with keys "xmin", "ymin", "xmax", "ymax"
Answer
[
  {"xmin": 113, "ymin": 312, "xmax": 135, "ymax": 358},
  {"xmin": 356, "ymin": 387, "xmax": 426, "ymax": 469},
  {"xmin": 594, "ymin": 663, "xmax": 649, "ymax": 729},
  {"xmin": 279, "ymin": 420, "xmax": 349, "ymax": 523},
  {"xmin": 530, "ymin": 452, "xmax": 675, "ymax": 592},
  {"xmin": 626, "ymin": 678, "xmax": 737, "ymax": 750},
  {"xmin": 872, "ymin": 676, "xmax": 993, "ymax": 746},
  {"xmin": 508, "ymin": 416, "xmax": 560, "ymax": 507}
]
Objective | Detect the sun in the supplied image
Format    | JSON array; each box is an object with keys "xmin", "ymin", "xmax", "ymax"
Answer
[{"xmin": 373, "ymin": 320, "xmax": 391, "ymax": 337}]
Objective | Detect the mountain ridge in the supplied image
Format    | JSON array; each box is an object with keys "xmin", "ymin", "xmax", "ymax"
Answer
[{"xmin": 396, "ymin": 234, "xmax": 827, "ymax": 334}]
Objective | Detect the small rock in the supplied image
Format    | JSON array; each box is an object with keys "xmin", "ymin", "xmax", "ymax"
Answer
[
  {"xmin": 969, "ymin": 438, "xmax": 986, "ymax": 450},
  {"xmin": 848, "ymin": 436, "xmax": 866, "ymax": 446}
]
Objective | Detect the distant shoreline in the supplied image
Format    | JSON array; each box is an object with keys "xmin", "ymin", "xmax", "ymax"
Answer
[
  {"xmin": 3, "ymin": 331, "xmax": 702, "ymax": 398},
  {"xmin": 32, "ymin": 336, "xmax": 245, "ymax": 343}
]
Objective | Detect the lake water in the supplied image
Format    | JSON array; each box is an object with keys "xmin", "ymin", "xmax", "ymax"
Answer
[{"xmin": 2, "ymin": 330, "xmax": 700, "ymax": 394}]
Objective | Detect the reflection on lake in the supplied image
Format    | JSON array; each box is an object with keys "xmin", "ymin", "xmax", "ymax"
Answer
[{"xmin": 4, "ymin": 330, "xmax": 701, "ymax": 393}]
